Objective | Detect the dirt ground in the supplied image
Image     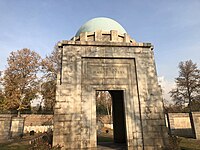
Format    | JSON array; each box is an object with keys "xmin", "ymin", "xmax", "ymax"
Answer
[
  {"xmin": 0, "ymin": 133, "xmax": 44, "ymax": 150},
  {"xmin": 1, "ymin": 130, "xmax": 200, "ymax": 150}
]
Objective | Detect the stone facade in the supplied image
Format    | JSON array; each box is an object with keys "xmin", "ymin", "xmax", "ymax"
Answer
[{"xmin": 53, "ymin": 30, "xmax": 168, "ymax": 149}]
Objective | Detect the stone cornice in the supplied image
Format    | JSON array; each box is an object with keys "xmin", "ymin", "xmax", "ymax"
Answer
[{"xmin": 57, "ymin": 30, "xmax": 153, "ymax": 49}]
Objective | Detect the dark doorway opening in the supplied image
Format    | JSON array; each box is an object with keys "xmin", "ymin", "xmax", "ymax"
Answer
[
  {"xmin": 96, "ymin": 90, "xmax": 127, "ymax": 148},
  {"xmin": 110, "ymin": 90, "xmax": 127, "ymax": 144}
]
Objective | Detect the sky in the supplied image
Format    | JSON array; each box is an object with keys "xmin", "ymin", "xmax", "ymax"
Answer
[{"xmin": 0, "ymin": 0, "xmax": 200, "ymax": 100}]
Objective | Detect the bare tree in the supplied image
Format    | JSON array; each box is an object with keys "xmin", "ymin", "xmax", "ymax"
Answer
[
  {"xmin": 96, "ymin": 91, "xmax": 112, "ymax": 120},
  {"xmin": 2, "ymin": 48, "xmax": 41, "ymax": 116}
]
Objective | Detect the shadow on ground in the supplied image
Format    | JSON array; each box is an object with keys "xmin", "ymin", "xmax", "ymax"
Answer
[
  {"xmin": 97, "ymin": 131, "xmax": 127, "ymax": 150},
  {"xmin": 98, "ymin": 142, "xmax": 127, "ymax": 150}
]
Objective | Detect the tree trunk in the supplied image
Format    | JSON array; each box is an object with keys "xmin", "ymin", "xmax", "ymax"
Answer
[
  {"xmin": 187, "ymin": 82, "xmax": 196, "ymax": 138},
  {"xmin": 166, "ymin": 112, "xmax": 172, "ymax": 136},
  {"xmin": 189, "ymin": 111, "xmax": 196, "ymax": 138},
  {"xmin": 17, "ymin": 110, "xmax": 21, "ymax": 117},
  {"xmin": 110, "ymin": 105, "xmax": 113, "ymax": 123},
  {"xmin": 106, "ymin": 104, "xmax": 110, "ymax": 116}
]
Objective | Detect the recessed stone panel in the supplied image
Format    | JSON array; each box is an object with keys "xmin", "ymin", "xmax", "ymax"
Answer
[{"xmin": 82, "ymin": 58, "xmax": 135, "ymax": 86}]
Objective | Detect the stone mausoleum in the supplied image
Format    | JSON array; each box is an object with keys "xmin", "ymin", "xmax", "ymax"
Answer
[{"xmin": 53, "ymin": 17, "xmax": 168, "ymax": 149}]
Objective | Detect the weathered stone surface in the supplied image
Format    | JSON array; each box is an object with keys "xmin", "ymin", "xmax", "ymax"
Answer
[
  {"xmin": 193, "ymin": 112, "xmax": 200, "ymax": 139},
  {"xmin": 167, "ymin": 112, "xmax": 200, "ymax": 139},
  {"xmin": 0, "ymin": 115, "xmax": 12, "ymax": 141},
  {"xmin": 10, "ymin": 117, "xmax": 25, "ymax": 137},
  {"xmin": 53, "ymin": 29, "xmax": 168, "ymax": 149}
]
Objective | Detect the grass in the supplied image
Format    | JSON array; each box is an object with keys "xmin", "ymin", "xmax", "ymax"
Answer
[
  {"xmin": 97, "ymin": 135, "xmax": 113, "ymax": 142},
  {"xmin": 0, "ymin": 133, "xmax": 44, "ymax": 150},
  {"xmin": 0, "ymin": 139, "xmax": 31, "ymax": 150},
  {"xmin": 179, "ymin": 137, "xmax": 200, "ymax": 150},
  {"xmin": 97, "ymin": 127, "xmax": 113, "ymax": 143},
  {"xmin": 0, "ymin": 142, "xmax": 30, "ymax": 150},
  {"xmin": 1, "ymin": 131, "xmax": 200, "ymax": 150},
  {"xmin": 97, "ymin": 128, "xmax": 200, "ymax": 150}
]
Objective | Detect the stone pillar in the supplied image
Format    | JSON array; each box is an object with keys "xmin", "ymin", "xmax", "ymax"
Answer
[
  {"xmin": 11, "ymin": 117, "xmax": 25, "ymax": 137},
  {"xmin": 80, "ymin": 32, "xmax": 87, "ymax": 41},
  {"xmin": 193, "ymin": 112, "xmax": 200, "ymax": 139},
  {"xmin": 111, "ymin": 30, "xmax": 118, "ymax": 42},
  {"xmin": 0, "ymin": 114, "xmax": 12, "ymax": 141}
]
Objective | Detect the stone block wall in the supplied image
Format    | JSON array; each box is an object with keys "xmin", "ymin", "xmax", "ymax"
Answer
[
  {"xmin": 24, "ymin": 125, "xmax": 53, "ymax": 133},
  {"xmin": 0, "ymin": 114, "xmax": 12, "ymax": 141},
  {"xmin": 192, "ymin": 112, "xmax": 200, "ymax": 139},
  {"xmin": 53, "ymin": 30, "xmax": 169, "ymax": 149},
  {"xmin": 0, "ymin": 114, "xmax": 53, "ymax": 141},
  {"xmin": 166, "ymin": 112, "xmax": 200, "ymax": 138},
  {"xmin": 167, "ymin": 113, "xmax": 191, "ymax": 129},
  {"xmin": 11, "ymin": 117, "xmax": 25, "ymax": 137},
  {"xmin": 22, "ymin": 114, "xmax": 53, "ymax": 133}
]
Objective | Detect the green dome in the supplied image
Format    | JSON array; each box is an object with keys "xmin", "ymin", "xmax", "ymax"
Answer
[{"xmin": 75, "ymin": 17, "xmax": 127, "ymax": 37}]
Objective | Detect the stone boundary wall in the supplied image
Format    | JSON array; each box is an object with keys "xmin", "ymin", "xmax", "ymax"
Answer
[
  {"xmin": 104, "ymin": 123, "xmax": 113, "ymax": 130},
  {"xmin": 1, "ymin": 113, "xmax": 200, "ymax": 142},
  {"xmin": 22, "ymin": 114, "xmax": 53, "ymax": 133},
  {"xmin": 0, "ymin": 114, "xmax": 12, "ymax": 141},
  {"xmin": 24, "ymin": 125, "xmax": 53, "ymax": 133},
  {"xmin": 166, "ymin": 112, "xmax": 200, "ymax": 139},
  {"xmin": 11, "ymin": 117, "xmax": 25, "ymax": 137},
  {"xmin": 0, "ymin": 114, "xmax": 53, "ymax": 141}
]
